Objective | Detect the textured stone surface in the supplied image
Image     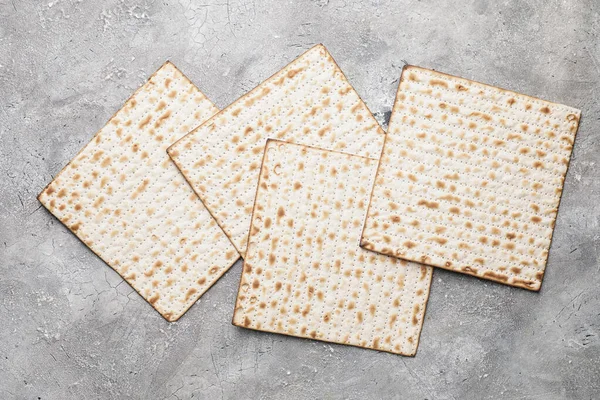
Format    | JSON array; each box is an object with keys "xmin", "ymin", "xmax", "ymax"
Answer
[{"xmin": 0, "ymin": 0, "xmax": 598, "ymax": 399}]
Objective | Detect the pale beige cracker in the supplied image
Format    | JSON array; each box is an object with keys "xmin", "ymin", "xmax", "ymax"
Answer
[
  {"xmin": 38, "ymin": 62, "xmax": 239, "ymax": 321},
  {"xmin": 168, "ymin": 44, "xmax": 386, "ymax": 256},
  {"xmin": 361, "ymin": 65, "xmax": 581, "ymax": 290},
  {"xmin": 232, "ymin": 140, "xmax": 432, "ymax": 355}
]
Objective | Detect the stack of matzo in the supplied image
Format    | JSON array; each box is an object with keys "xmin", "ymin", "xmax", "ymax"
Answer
[
  {"xmin": 168, "ymin": 44, "xmax": 386, "ymax": 256},
  {"xmin": 37, "ymin": 44, "xmax": 580, "ymax": 356},
  {"xmin": 38, "ymin": 62, "xmax": 239, "ymax": 321},
  {"xmin": 232, "ymin": 140, "xmax": 432, "ymax": 355},
  {"xmin": 361, "ymin": 66, "xmax": 580, "ymax": 290}
]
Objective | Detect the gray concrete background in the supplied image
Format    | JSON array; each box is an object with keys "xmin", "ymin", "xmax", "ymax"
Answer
[{"xmin": 1, "ymin": 0, "xmax": 599, "ymax": 399}]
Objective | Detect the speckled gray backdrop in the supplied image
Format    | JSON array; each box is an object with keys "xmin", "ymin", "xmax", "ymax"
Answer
[{"xmin": 1, "ymin": 0, "xmax": 599, "ymax": 399}]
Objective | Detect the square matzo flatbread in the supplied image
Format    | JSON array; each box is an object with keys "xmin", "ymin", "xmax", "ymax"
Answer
[
  {"xmin": 38, "ymin": 62, "xmax": 239, "ymax": 321},
  {"xmin": 168, "ymin": 44, "xmax": 386, "ymax": 256},
  {"xmin": 232, "ymin": 140, "xmax": 432, "ymax": 356},
  {"xmin": 361, "ymin": 66, "xmax": 581, "ymax": 290}
]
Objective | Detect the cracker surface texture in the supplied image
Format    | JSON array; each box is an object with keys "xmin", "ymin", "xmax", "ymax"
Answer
[
  {"xmin": 168, "ymin": 44, "xmax": 385, "ymax": 256},
  {"xmin": 38, "ymin": 62, "xmax": 240, "ymax": 321},
  {"xmin": 232, "ymin": 140, "xmax": 432, "ymax": 355},
  {"xmin": 361, "ymin": 66, "xmax": 581, "ymax": 290}
]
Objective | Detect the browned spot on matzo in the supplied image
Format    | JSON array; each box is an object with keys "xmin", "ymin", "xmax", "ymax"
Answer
[{"xmin": 149, "ymin": 293, "xmax": 160, "ymax": 305}]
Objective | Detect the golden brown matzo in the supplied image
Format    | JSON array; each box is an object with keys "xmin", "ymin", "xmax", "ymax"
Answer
[
  {"xmin": 168, "ymin": 44, "xmax": 386, "ymax": 256},
  {"xmin": 38, "ymin": 62, "xmax": 239, "ymax": 321},
  {"xmin": 361, "ymin": 66, "xmax": 581, "ymax": 290},
  {"xmin": 232, "ymin": 140, "xmax": 432, "ymax": 356}
]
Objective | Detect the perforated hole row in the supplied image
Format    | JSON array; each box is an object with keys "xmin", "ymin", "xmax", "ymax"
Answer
[
  {"xmin": 365, "ymin": 208, "xmax": 547, "ymax": 275},
  {"xmin": 382, "ymin": 148, "xmax": 562, "ymax": 216},
  {"xmin": 375, "ymin": 183, "xmax": 553, "ymax": 242},
  {"xmin": 401, "ymin": 85, "xmax": 577, "ymax": 138},
  {"xmin": 410, "ymin": 68, "xmax": 579, "ymax": 119},
  {"xmin": 391, "ymin": 117, "xmax": 568, "ymax": 174},
  {"xmin": 378, "ymin": 164, "xmax": 557, "ymax": 226},
  {"xmin": 363, "ymin": 226, "xmax": 545, "ymax": 281},
  {"xmin": 393, "ymin": 107, "xmax": 572, "ymax": 166},
  {"xmin": 386, "ymin": 141, "xmax": 562, "ymax": 200}
]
